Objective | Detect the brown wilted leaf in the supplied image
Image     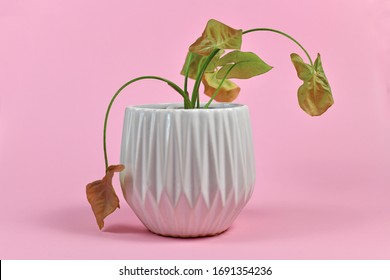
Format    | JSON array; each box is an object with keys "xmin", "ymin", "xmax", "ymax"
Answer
[{"xmin": 86, "ymin": 164, "xmax": 124, "ymax": 230}]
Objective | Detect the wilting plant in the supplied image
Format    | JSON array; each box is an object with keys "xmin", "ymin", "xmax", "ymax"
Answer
[{"xmin": 86, "ymin": 19, "xmax": 334, "ymax": 229}]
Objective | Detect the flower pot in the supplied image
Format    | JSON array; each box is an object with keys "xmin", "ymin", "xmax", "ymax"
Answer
[{"xmin": 119, "ymin": 103, "xmax": 255, "ymax": 237}]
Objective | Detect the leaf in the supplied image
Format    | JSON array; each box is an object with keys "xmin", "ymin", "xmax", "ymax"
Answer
[
  {"xmin": 290, "ymin": 53, "xmax": 313, "ymax": 81},
  {"xmin": 202, "ymin": 72, "xmax": 240, "ymax": 102},
  {"xmin": 314, "ymin": 53, "xmax": 325, "ymax": 72},
  {"xmin": 180, "ymin": 50, "xmax": 223, "ymax": 80},
  {"xmin": 216, "ymin": 51, "xmax": 273, "ymax": 79},
  {"xmin": 86, "ymin": 164, "xmax": 125, "ymax": 230},
  {"xmin": 189, "ymin": 19, "xmax": 242, "ymax": 56},
  {"xmin": 291, "ymin": 53, "xmax": 334, "ymax": 116}
]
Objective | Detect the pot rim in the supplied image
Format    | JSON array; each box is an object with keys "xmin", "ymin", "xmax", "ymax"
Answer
[{"xmin": 126, "ymin": 103, "xmax": 247, "ymax": 111}]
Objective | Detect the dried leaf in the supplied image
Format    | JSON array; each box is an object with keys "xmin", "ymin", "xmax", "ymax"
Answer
[
  {"xmin": 86, "ymin": 164, "xmax": 125, "ymax": 230},
  {"xmin": 202, "ymin": 72, "xmax": 240, "ymax": 102},
  {"xmin": 189, "ymin": 19, "xmax": 242, "ymax": 56},
  {"xmin": 291, "ymin": 53, "xmax": 334, "ymax": 116}
]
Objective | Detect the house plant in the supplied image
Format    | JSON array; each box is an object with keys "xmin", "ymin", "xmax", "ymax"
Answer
[{"xmin": 86, "ymin": 19, "xmax": 334, "ymax": 237}]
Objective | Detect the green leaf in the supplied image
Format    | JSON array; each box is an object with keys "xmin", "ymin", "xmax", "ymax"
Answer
[
  {"xmin": 189, "ymin": 19, "xmax": 242, "ymax": 56},
  {"xmin": 180, "ymin": 50, "xmax": 223, "ymax": 80},
  {"xmin": 313, "ymin": 53, "xmax": 332, "ymax": 93},
  {"xmin": 216, "ymin": 51, "xmax": 273, "ymax": 79},
  {"xmin": 291, "ymin": 53, "xmax": 334, "ymax": 116},
  {"xmin": 202, "ymin": 72, "xmax": 240, "ymax": 102},
  {"xmin": 314, "ymin": 53, "xmax": 324, "ymax": 72},
  {"xmin": 290, "ymin": 53, "xmax": 313, "ymax": 81}
]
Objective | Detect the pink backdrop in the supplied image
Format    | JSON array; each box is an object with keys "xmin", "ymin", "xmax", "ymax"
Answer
[{"xmin": 1, "ymin": 0, "xmax": 389, "ymax": 259}]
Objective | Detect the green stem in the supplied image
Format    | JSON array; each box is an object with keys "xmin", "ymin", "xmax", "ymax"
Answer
[
  {"xmin": 103, "ymin": 76, "xmax": 189, "ymax": 171},
  {"xmin": 183, "ymin": 52, "xmax": 193, "ymax": 109},
  {"xmin": 191, "ymin": 48, "xmax": 220, "ymax": 107},
  {"xmin": 243, "ymin": 28, "xmax": 314, "ymax": 66},
  {"xmin": 204, "ymin": 64, "xmax": 236, "ymax": 108}
]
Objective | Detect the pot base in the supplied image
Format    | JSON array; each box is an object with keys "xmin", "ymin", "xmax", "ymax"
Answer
[{"xmin": 148, "ymin": 228, "xmax": 230, "ymax": 239}]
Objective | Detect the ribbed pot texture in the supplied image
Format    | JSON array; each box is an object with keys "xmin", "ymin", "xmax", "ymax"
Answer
[{"xmin": 120, "ymin": 103, "xmax": 255, "ymax": 237}]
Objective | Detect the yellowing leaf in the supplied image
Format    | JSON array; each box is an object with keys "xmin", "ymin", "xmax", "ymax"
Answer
[
  {"xmin": 216, "ymin": 51, "xmax": 272, "ymax": 79},
  {"xmin": 202, "ymin": 72, "xmax": 240, "ymax": 102},
  {"xmin": 291, "ymin": 53, "xmax": 334, "ymax": 116},
  {"xmin": 189, "ymin": 19, "xmax": 242, "ymax": 56},
  {"xmin": 180, "ymin": 50, "xmax": 223, "ymax": 79},
  {"xmin": 86, "ymin": 164, "xmax": 125, "ymax": 230},
  {"xmin": 290, "ymin": 53, "xmax": 313, "ymax": 81}
]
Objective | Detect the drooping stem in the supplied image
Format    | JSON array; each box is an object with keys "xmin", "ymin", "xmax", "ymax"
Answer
[
  {"xmin": 204, "ymin": 64, "xmax": 236, "ymax": 108},
  {"xmin": 191, "ymin": 48, "xmax": 220, "ymax": 107},
  {"xmin": 103, "ymin": 76, "xmax": 189, "ymax": 171},
  {"xmin": 243, "ymin": 28, "xmax": 314, "ymax": 66}
]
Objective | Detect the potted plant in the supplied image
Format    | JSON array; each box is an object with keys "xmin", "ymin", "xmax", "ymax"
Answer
[{"xmin": 86, "ymin": 19, "xmax": 334, "ymax": 237}]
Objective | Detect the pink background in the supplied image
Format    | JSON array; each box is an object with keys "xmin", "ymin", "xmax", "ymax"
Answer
[{"xmin": 1, "ymin": 0, "xmax": 389, "ymax": 259}]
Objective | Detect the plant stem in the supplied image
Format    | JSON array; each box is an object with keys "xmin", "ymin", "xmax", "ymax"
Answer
[
  {"xmin": 183, "ymin": 52, "xmax": 193, "ymax": 109},
  {"xmin": 103, "ymin": 76, "xmax": 189, "ymax": 171},
  {"xmin": 243, "ymin": 28, "xmax": 314, "ymax": 66},
  {"xmin": 204, "ymin": 64, "xmax": 236, "ymax": 108},
  {"xmin": 191, "ymin": 48, "xmax": 220, "ymax": 107}
]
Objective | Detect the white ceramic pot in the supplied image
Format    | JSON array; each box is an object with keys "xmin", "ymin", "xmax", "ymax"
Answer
[{"xmin": 120, "ymin": 103, "xmax": 255, "ymax": 237}]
